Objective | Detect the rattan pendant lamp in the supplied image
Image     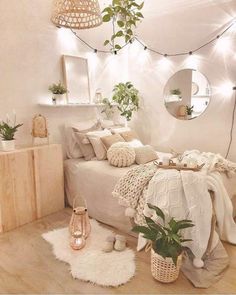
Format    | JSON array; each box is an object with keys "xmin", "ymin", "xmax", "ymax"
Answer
[{"xmin": 51, "ymin": 0, "xmax": 102, "ymax": 29}]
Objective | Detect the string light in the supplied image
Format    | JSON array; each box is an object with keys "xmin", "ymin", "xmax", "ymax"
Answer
[{"xmin": 64, "ymin": 18, "xmax": 236, "ymax": 56}]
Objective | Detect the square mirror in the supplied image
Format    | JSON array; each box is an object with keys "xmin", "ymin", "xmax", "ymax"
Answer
[{"xmin": 62, "ymin": 55, "xmax": 91, "ymax": 104}]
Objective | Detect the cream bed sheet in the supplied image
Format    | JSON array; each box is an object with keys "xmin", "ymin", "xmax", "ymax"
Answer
[{"xmin": 64, "ymin": 154, "xmax": 236, "ymax": 233}]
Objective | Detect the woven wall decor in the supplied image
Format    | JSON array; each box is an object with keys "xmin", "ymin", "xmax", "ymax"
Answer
[{"xmin": 51, "ymin": 0, "xmax": 102, "ymax": 29}]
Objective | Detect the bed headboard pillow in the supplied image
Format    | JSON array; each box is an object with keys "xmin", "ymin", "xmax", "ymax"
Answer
[
  {"xmin": 86, "ymin": 129, "xmax": 112, "ymax": 160},
  {"xmin": 64, "ymin": 126, "xmax": 83, "ymax": 159},
  {"xmin": 100, "ymin": 133, "xmax": 125, "ymax": 150},
  {"xmin": 110, "ymin": 127, "xmax": 131, "ymax": 134},
  {"xmin": 73, "ymin": 133, "xmax": 96, "ymax": 160},
  {"xmin": 71, "ymin": 119, "xmax": 102, "ymax": 160},
  {"xmin": 135, "ymin": 145, "xmax": 158, "ymax": 164},
  {"xmin": 107, "ymin": 142, "xmax": 135, "ymax": 168}
]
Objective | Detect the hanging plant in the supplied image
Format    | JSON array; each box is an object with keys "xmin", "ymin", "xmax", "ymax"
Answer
[{"xmin": 102, "ymin": 0, "xmax": 144, "ymax": 51}]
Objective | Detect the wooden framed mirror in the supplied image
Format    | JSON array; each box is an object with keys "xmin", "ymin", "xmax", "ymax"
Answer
[{"xmin": 62, "ymin": 55, "xmax": 91, "ymax": 104}]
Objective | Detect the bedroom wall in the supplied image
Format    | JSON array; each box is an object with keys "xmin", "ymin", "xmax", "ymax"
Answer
[
  {"xmin": 0, "ymin": 0, "xmax": 129, "ymax": 152},
  {"xmin": 0, "ymin": 0, "xmax": 236, "ymax": 160}
]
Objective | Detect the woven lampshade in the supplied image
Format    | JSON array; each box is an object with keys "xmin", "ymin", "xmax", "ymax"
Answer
[{"xmin": 51, "ymin": 0, "xmax": 102, "ymax": 29}]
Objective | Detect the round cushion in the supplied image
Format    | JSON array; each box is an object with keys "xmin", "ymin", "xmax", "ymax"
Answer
[{"xmin": 107, "ymin": 142, "xmax": 135, "ymax": 168}]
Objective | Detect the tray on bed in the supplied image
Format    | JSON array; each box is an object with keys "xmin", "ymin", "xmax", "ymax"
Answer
[{"xmin": 153, "ymin": 160, "xmax": 205, "ymax": 172}]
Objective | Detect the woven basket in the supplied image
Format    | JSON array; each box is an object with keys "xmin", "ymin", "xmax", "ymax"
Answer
[
  {"xmin": 51, "ymin": 0, "xmax": 102, "ymax": 29},
  {"xmin": 151, "ymin": 249, "xmax": 182, "ymax": 283}
]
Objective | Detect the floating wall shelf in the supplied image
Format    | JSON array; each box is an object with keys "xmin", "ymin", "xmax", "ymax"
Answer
[{"xmin": 38, "ymin": 103, "xmax": 107, "ymax": 108}]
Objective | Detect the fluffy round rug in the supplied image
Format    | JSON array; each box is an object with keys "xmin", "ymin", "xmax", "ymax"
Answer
[{"xmin": 42, "ymin": 219, "xmax": 136, "ymax": 287}]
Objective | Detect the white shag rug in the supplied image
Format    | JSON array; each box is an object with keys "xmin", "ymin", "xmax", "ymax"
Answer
[{"xmin": 42, "ymin": 219, "xmax": 136, "ymax": 287}]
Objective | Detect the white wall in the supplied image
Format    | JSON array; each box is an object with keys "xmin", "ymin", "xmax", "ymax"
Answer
[{"xmin": 0, "ymin": 0, "xmax": 236, "ymax": 160}]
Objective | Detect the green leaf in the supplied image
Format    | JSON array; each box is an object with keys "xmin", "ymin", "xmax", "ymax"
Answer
[
  {"xmin": 102, "ymin": 14, "xmax": 111, "ymax": 22},
  {"xmin": 103, "ymin": 40, "xmax": 110, "ymax": 46},
  {"xmin": 147, "ymin": 204, "xmax": 165, "ymax": 222},
  {"xmin": 116, "ymin": 30, "xmax": 123, "ymax": 37},
  {"xmin": 117, "ymin": 20, "xmax": 124, "ymax": 27},
  {"xmin": 115, "ymin": 44, "xmax": 122, "ymax": 49},
  {"xmin": 136, "ymin": 12, "xmax": 144, "ymax": 18}
]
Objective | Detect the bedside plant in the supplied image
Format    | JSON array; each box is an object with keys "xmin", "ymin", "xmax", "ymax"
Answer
[
  {"xmin": 133, "ymin": 203, "xmax": 194, "ymax": 283},
  {"xmin": 48, "ymin": 81, "xmax": 67, "ymax": 105},
  {"xmin": 103, "ymin": 82, "xmax": 140, "ymax": 122},
  {"xmin": 102, "ymin": 0, "xmax": 144, "ymax": 51},
  {"xmin": 0, "ymin": 114, "xmax": 23, "ymax": 151}
]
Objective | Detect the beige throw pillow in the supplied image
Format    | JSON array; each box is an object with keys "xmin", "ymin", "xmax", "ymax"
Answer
[
  {"xmin": 74, "ymin": 133, "xmax": 96, "ymax": 160},
  {"xmin": 119, "ymin": 130, "xmax": 139, "ymax": 142},
  {"xmin": 101, "ymin": 134, "xmax": 125, "ymax": 150},
  {"xmin": 135, "ymin": 145, "xmax": 158, "ymax": 165},
  {"xmin": 86, "ymin": 129, "xmax": 112, "ymax": 160},
  {"xmin": 72, "ymin": 120, "xmax": 102, "ymax": 160}
]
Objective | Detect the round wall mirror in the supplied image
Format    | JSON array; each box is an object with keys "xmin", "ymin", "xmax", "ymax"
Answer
[{"xmin": 164, "ymin": 69, "xmax": 211, "ymax": 120}]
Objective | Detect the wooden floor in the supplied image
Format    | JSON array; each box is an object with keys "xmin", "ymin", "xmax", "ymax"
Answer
[{"xmin": 0, "ymin": 208, "xmax": 235, "ymax": 294}]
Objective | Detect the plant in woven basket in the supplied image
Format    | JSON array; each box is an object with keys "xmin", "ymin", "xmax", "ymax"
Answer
[
  {"xmin": 106, "ymin": 82, "xmax": 140, "ymax": 121},
  {"xmin": 102, "ymin": 0, "xmax": 144, "ymax": 51},
  {"xmin": 133, "ymin": 203, "xmax": 194, "ymax": 265},
  {"xmin": 48, "ymin": 81, "xmax": 67, "ymax": 95}
]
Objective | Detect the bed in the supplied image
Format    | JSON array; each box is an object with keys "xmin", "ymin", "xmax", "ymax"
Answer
[{"xmin": 64, "ymin": 152, "xmax": 236, "ymax": 233}]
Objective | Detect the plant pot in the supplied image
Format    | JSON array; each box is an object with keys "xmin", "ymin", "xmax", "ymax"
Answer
[
  {"xmin": 53, "ymin": 94, "xmax": 66, "ymax": 105},
  {"xmin": 1, "ymin": 140, "xmax": 16, "ymax": 151},
  {"xmin": 151, "ymin": 249, "xmax": 182, "ymax": 283}
]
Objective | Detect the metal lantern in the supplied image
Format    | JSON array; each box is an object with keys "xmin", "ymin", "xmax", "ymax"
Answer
[
  {"xmin": 69, "ymin": 197, "xmax": 91, "ymax": 250},
  {"xmin": 51, "ymin": 0, "xmax": 102, "ymax": 30}
]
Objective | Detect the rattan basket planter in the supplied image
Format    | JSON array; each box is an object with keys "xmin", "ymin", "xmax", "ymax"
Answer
[{"xmin": 151, "ymin": 249, "xmax": 182, "ymax": 283}]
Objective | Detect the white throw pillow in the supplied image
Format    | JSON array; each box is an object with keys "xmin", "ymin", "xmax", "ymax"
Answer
[
  {"xmin": 86, "ymin": 129, "xmax": 112, "ymax": 160},
  {"xmin": 71, "ymin": 119, "xmax": 100, "ymax": 132},
  {"xmin": 107, "ymin": 142, "xmax": 135, "ymax": 168}
]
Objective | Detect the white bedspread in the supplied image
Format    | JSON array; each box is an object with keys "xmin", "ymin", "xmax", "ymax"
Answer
[{"xmin": 147, "ymin": 169, "xmax": 213, "ymax": 261}]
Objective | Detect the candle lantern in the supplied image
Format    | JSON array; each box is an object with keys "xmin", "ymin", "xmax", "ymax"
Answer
[{"xmin": 69, "ymin": 197, "xmax": 91, "ymax": 250}]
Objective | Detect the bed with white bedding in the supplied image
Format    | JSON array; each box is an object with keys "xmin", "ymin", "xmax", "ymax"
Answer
[{"xmin": 64, "ymin": 152, "xmax": 236, "ymax": 233}]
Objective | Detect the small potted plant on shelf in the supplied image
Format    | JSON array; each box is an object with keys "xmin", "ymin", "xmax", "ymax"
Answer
[
  {"xmin": 102, "ymin": 82, "xmax": 140, "ymax": 125},
  {"xmin": 186, "ymin": 105, "xmax": 194, "ymax": 119},
  {"xmin": 133, "ymin": 204, "xmax": 194, "ymax": 283},
  {"xmin": 0, "ymin": 114, "xmax": 23, "ymax": 151},
  {"xmin": 48, "ymin": 81, "xmax": 67, "ymax": 105}
]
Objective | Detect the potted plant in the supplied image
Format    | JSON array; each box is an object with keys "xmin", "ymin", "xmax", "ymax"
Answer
[
  {"xmin": 102, "ymin": 0, "xmax": 144, "ymax": 52},
  {"xmin": 133, "ymin": 203, "xmax": 194, "ymax": 283},
  {"xmin": 103, "ymin": 82, "xmax": 140, "ymax": 124},
  {"xmin": 186, "ymin": 105, "xmax": 194, "ymax": 119},
  {"xmin": 169, "ymin": 89, "xmax": 182, "ymax": 102},
  {"xmin": 0, "ymin": 114, "xmax": 23, "ymax": 151},
  {"xmin": 48, "ymin": 81, "xmax": 67, "ymax": 105}
]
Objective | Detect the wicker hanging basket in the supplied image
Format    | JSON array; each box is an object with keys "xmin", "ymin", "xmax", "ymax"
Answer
[
  {"xmin": 151, "ymin": 249, "xmax": 182, "ymax": 283},
  {"xmin": 51, "ymin": 0, "xmax": 102, "ymax": 29}
]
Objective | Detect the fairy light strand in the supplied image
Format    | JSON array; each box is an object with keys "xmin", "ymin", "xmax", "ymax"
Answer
[{"xmin": 65, "ymin": 18, "xmax": 236, "ymax": 56}]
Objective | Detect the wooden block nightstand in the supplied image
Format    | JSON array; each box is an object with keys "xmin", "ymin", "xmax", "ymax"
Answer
[{"xmin": 0, "ymin": 144, "xmax": 65, "ymax": 233}]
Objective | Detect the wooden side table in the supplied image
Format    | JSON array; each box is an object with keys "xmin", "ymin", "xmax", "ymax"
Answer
[{"xmin": 0, "ymin": 144, "xmax": 65, "ymax": 233}]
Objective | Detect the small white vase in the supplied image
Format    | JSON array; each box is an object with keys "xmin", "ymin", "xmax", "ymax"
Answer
[
  {"xmin": 53, "ymin": 94, "xmax": 66, "ymax": 105},
  {"xmin": 1, "ymin": 140, "xmax": 16, "ymax": 151}
]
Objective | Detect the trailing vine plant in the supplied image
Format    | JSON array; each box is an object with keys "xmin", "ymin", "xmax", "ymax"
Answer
[{"xmin": 102, "ymin": 0, "xmax": 144, "ymax": 51}]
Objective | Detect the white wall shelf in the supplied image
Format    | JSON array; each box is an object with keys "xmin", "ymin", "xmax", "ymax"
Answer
[{"xmin": 38, "ymin": 103, "xmax": 106, "ymax": 108}]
